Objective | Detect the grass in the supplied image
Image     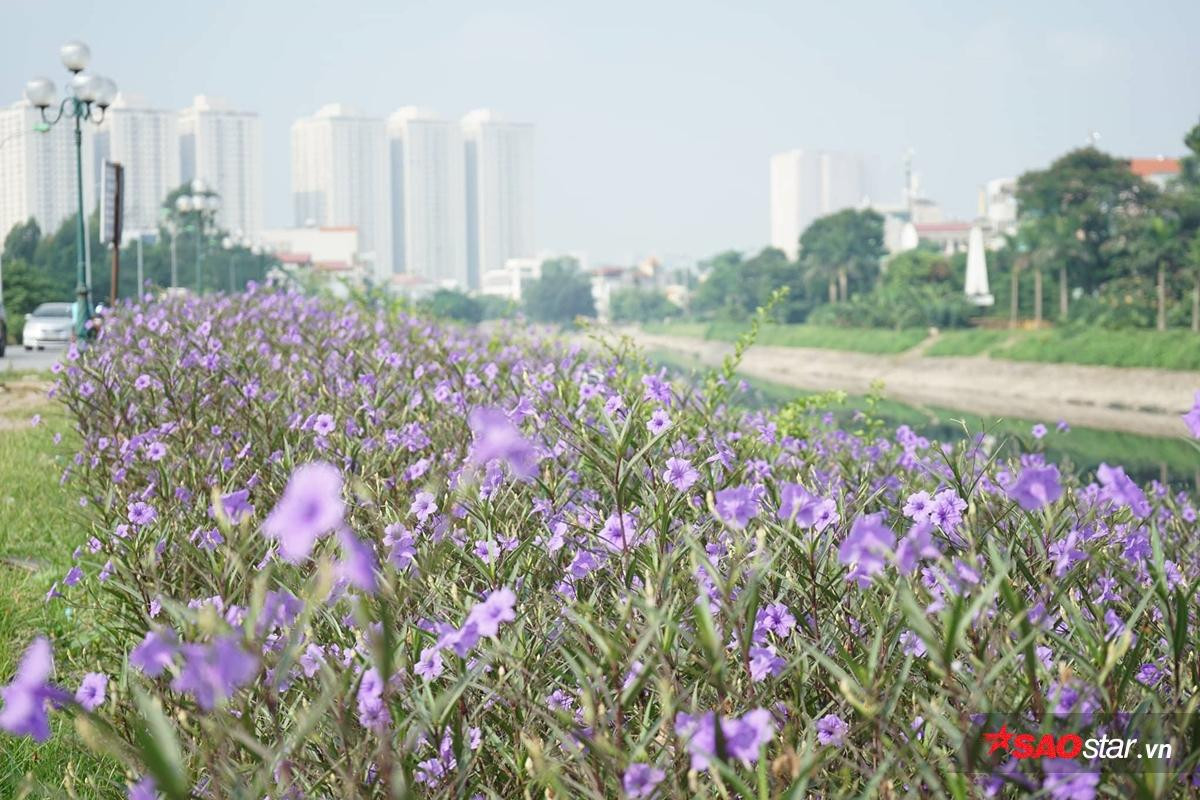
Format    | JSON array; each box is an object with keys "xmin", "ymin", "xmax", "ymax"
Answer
[
  {"xmin": 923, "ymin": 329, "xmax": 1011, "ymax": 357},
  {"xmin": 643, "ymin": 320, "xmax": 1200, "ymax": 371},
  {"xmin": 643, "ymin": 321, "xmax": 927, "ymax": 354},
  {"xmin": 0, "ymin": 402, "xmax": 124, "ymax": 798},
  {"xmin": 1001, "ymin": 327, "xmax": 1200, "ymax": 370}
]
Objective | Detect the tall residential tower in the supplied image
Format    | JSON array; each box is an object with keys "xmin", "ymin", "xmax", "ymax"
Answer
[
  {"xmin": 93, "ymin": 93, "xmax": 179, "ymax": 235},
  {"xmin": 290, "ymin": 104, "xmax": 392, "ymax": 280},
  {"xmin": 179, "ymin": 95, "xmax": 263, "ymax": 238},
  {"xmin": 386, "ymin": 107, "xmax": 467, "ymax": 287},
  {"xmin": 461, "ymin": 109, "xmax": 534, "ymax": 289},
  {"xmin": 0, "ymin": 100, "xmax": 94, "ymax": 241}
]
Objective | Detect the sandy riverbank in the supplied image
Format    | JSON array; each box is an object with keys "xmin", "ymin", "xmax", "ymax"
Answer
[{"xmin": 628, "ymin": 329, "xmax": 1199, "ymax": 438}]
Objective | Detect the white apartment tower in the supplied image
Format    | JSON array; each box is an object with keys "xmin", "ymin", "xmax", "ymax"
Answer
[
  {"xmin": 179, "ymin": 95, "xmax": 263, "ymax": 238},
  {"xmin": 387, "ymin": 107, "xmax": 468, "ymax": 287},
  {"xmin": 291, "ymin": 104, "xmax": 392, "ymax": 280},
  {"xmin": 0, "ymin": 100, "xmax": 94, "ymax": 241},
  {"xmin": 93, "ymin": 93, "xmax": 180, "ymax": 236},
  {"xmin": 769, "ymin": 149, "xmax": 865, "ymax": 259},
  {"xmin": 461, "ymin": 109, "xmax": 534, "ymax": 289}
]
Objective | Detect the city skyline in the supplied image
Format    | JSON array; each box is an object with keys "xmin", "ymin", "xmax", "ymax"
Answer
[{"xmin": 1, "ymin": 0, "xmax": 1197, "ymax": 264}]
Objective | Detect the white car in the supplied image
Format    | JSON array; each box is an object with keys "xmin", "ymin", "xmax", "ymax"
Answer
[{"xmin": 22, "ymin": 302, "xmax": 74, "ymax": 350}]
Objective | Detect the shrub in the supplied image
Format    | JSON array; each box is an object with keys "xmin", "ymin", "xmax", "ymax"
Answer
[{"xmin": 3, "ymin": 288, "xmax": 1200, "ymax": 798}]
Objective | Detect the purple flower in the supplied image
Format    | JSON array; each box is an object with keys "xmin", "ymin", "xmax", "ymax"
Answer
[
  {"xmin": 748, "ymin": 646, "xmax": 786, "ymax": 682},
  {"xmin": 212, "ymin": 489, "xmax": 254, "ymax": 524},
  {"xmin": 356, "ymin": 667, "xmax": 391, "ymax": 731},
  {"xmin": 312, "ymin": 413, "xmax": 336, "ymax": 436},
  {"xmin": 622, "ymin": 763, "xmax": 666, "ymax": 798},
  {"xmin": 714, "ymin": 485, "xmax": 758, "ymax": 529},
  {"xmin": 337, "ymin": 529, "xmax": 379, "ymax": 594},
  {"xmin": 1031, "ymin": 423, "xmax": 1047, "ymax": 439},
  {"xmin": 895, "ymin": 522, "xmax": 940, "ymax": 574},
  {"xmin": 263, "ymin": 462, "xmax": 345, "ymax": 562},
  {"xmin": 410, "ymin": 491, "xmax": 437, "ymax": 522},
  {"xmin": 467, "ymin": 407, "xmax": 539, "ymax": 479},
  {"xmin": 128, "ymin": 501, "xmax": 158, "ymax": 526},
  {"xmin": 75, "ymin": 672, "xmax": 107, "ymax": 711},
  {"xmin": 663, "ymin": 457, "xmax": 699, "ymax": 492},
  {"xmin": 1097, "ymin": 463, "xmax": 1149, "ymax": 518},
  {"xmin": 171, "ymin": 636, "xmax": 259, "ymax": 711},
  {"xmin": 778, "ymin": 483, "xmax": 837, "ymax": 531},
  {"xmin": 127, "ymin": 776, "xmax": 159, "ymax": 800},
  {"xmin": 838, "ymin": 513, "xmax": 895, "ymax": 587},
  {"xmin": 1041, "ymin": 758, "xmax": 1099, "ymax": 800},
  {"xmin": 647, "ymin": 408, "xmax": 671, "ymax": 436},
  {"xmin": 755, "ymin": 603, "xmax": 796, "ymax": 640},
  {"xmin": 1005, "ymin": 464, "xmax": 1063, "ymax": 511},
  {"xmin": 815, "ymin": 713, "xmax": 849, "ymax": 746},
  {"xmin": 599, "ymin": 511, "xmax": 644, "ymax": 551},
  {"xmin": 1182, "ymin": 391, "xmax": 1200, "ymax": 438},
  {"xmin": 63, "ymin": 566, "xmax": 83, "ymax": 586},
  {"xmin": 0, "ymin": 637, "xmax": 67, "ymax": 742},
  {"xmin": 902, "ymin": 490, "xmax": 934, "ymax": 523},
  {"xmin": 414, "ymin": 647, "xmax": 444, "ymax": 681},
  {"xmin": 129, "ymin": 629, "xmax": 178, "ymax": 677},
  {"xmin": 675, "ymin": 708, "xmax": 775, "ymax": 769},
  {"xmin": 465, "ymin": 588, "xmax": 517, "ymax": 638}
]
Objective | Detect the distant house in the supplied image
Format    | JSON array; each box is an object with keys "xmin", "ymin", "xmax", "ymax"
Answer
[{"xmin": 1129, "ymin": 156, "xmax": 1181, "ymax": 190}]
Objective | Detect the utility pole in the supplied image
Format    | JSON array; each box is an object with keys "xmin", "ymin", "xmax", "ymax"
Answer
[{"xmin": 136, "ymin": 234, "xmax": 144, "ymax": 293}]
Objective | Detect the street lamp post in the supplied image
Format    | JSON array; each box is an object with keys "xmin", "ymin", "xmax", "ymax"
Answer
[
  {"xmin": 174, "ymin": 180, "xmax": 220, "ymax": 293},
  {"xmin": 222, "ymin": 232, "xmax": 246, "ymax": 293},
  {"xmin": 25, "ymin": 41, "xmax": 118, "ymax": 340}
]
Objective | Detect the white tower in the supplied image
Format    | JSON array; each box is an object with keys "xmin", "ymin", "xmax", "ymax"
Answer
[{"xmin": 964, "ymin": 225, "xmax": 994, "ymax": 306}]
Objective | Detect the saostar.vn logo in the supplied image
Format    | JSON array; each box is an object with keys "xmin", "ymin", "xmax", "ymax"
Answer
[{"xmin": 982, "ymin": 724, "xmax": 1173, "ymax": 761}]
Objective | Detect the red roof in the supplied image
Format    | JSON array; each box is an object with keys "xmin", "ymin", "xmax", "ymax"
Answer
[{"xmin": 1129, "ymin": 157, "xmax": 1180, "ymax": 177}]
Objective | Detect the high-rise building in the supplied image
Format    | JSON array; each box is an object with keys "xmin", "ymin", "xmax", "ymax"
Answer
[
  {"xmin": 461, "ymin": 109, "xmax": 534, "ymax": 289},
  {"xmin": 769, "ymin": 149, "xmax": 865, "ymax": 259},
  {"xmin": 179, "ymin": 95, "xmax": 263, "ymax": 238},
  {"xmin": 93, "ymin": 93, "xmax": 180, "ymax": 236},
  {"xmin": 290, "ymin": 104, "xmax": 392, "ymax": 280},
  {"xmin": 0, "ymin": 100, "xmax": 94, "ymax": 241},
  {"xmin": 387, "ymin": 107, "xmax": 468, "ymax": 287}
]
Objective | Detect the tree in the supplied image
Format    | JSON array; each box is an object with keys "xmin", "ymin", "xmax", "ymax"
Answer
[
  {"xmin": 1016, "ymin": 147, "xmax": 1157, "ymax": 306},
  {"xmin": 609, "ymin": 287, "xmax": 680, "ymax": 324},
  {"xmin": 523, "ymin": 257, "xmax": 595, "ymax": 324},
  {"xmin": 690, "ymin": 248, "xmax": 809, "ymax": 322},
  {"xmin": 881, "ymin": 247, "xmax": 957, "ymax": 290},
  {"xmin": 3, "ymin": 219, "xmax": 41, "ymax": 264},
  {"xmin": 798, "ymin": 209, "xmax": 885, "ymax": 304},
  {"xmin": 422, "ymin": 289, "xmax": 483, "ymax": 324}
]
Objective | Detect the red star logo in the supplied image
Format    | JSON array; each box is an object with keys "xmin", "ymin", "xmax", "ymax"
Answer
[{"xmin": 983, "ymin": 725, "xmax": 1013, "ymax": 754}]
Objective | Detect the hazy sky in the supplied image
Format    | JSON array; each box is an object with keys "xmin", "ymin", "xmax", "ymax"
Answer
[{"xmin": 3, "ymin": 0, "xmax": 1197, "ymax": 264}]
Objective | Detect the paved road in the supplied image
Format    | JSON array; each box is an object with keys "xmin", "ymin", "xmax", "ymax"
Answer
[
  {"xmin": 0, "ymin": 345, "xmax": 64, "ymax": 375},
  {"xmin": 630, "ymin": 329, "xmax": 1200, "ymax": 438}
]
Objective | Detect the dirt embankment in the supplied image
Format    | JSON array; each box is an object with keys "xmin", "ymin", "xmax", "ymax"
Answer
[{"xmin": 630, "ymin": 330, "xmax": 1200, "ymax": 438}]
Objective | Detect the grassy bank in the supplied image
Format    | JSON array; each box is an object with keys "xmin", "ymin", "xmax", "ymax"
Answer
[
  {"xmin": 643, "ymin": 321, "xmax": 927, "ymax": 353},
  {"xmin": 0, "ymin": 401, "xmax": 123, "ymax": 797},
  {"xmin": 644, "ymin": 321, "xmax": 1200, "ymax": 370}
]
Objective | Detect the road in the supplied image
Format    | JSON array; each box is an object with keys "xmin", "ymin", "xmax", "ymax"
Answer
[
  {"xmin": 628, "ymin": 329, "xmax": 1200, "ymax": 439},
  {"xmin": 1, "ymin": 345, "xmax": 64, "ymax": 375}
]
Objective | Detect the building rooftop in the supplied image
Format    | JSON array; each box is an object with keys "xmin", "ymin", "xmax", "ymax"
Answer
[{"xmin": 1129, "ymin": 157, "xmax": 1181, "ymax": 177}]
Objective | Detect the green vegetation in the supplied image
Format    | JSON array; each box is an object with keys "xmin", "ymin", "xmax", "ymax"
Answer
[
  {"xmin": 0, "ymin": 401, "xmax": 122, "ymax": 796},
  {"xmin": 644, "ymin": 320, "xmax": 927, "ymax": 353},
  {"xmin": 522, "ymin": 256, "xmax": 596, "ymax": 324},
  {"xmin": 608, "ymin": 286, "xmax": 681, "ymax": 323},
  {"xmin": 1001, "ymin": 326, "xmax": 1200, "ymax": 370},
  {"xmin": 923, "ymin": 329, "xmax": 1011, "ymax": 357},
  {"xmin": 2, "ymin": 183, "xmax": 279, "ymax": 343}
]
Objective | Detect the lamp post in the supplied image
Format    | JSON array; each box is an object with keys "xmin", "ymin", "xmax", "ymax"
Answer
[
  {"xmin": 25, "ymin": 41, "xmax": 118, "ymax": 340},
  {"xmin": 222, "ymin": 231, "xmax": 246, "ymax": 293},
  {"xmin": 174, "ymin": 180, "xmax": 221, "ymax": 292}
]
